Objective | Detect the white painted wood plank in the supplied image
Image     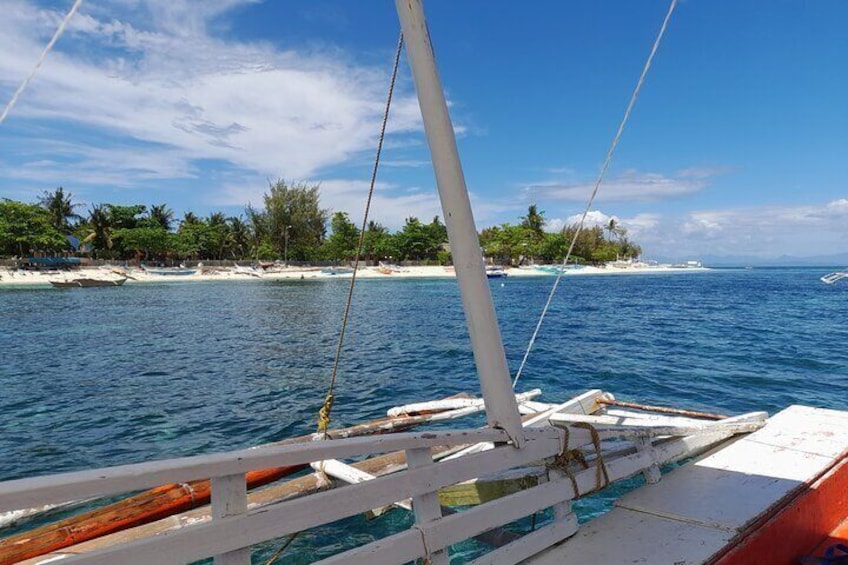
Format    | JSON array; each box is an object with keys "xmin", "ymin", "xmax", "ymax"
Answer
[
  {"xmin": 58, "ymin": 430, "xmax": 565, "ymax": 565},
  {"xmin": 548, "ymin": 411, "xmax": 766, "ymax": 439},
  {"xmin": 743, "ymin": 404, "xmax": 848, "ymax": 458},
  {"xmin": 387, "ymin": 390, "xmax": 541, "ymax": 417},
  {"xmin": 524, "ymin": 506, "xmax": 733, "ymax": 565},
  {"xmin": 0, "ymin": 427, "xmax": 509, "ymax": 512},
  {"xmin": 407, "ymin": 447, "xmax": 447, "ymax": 565},
  {"xmin": 211, "ymin": 474, "xmax": 250, "ymax": 565},
  {"xmin": 469, "ymin": 516, "xmax": 577, "ymax": 565},
  {"xmin": 443, "ymin": 390, "xmax": 612, "ymax": 461},
  {"xmin": 617, "ymin": 437, "xmax": 832, "ymax": 532},
  {"xmin": 309, "ymin": 459, "xmax": 413, "ymax": 511}
]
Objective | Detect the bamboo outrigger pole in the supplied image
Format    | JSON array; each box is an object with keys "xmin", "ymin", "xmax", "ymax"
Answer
[{"xmin": 395, "ymin": 0, "xmax": 525, "ymax": 446}]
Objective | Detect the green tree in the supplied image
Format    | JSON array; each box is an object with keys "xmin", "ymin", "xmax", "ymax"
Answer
[
  {"xmin": 206, "ymin": 212, "xmax": 231, "ymax": 260},
  {"xmin": 39, "ymin": 187, "xmax": 80, "ymax": 233},
  {"xmin": 321, "ymin": 212, "xmax": 360, "ymax": 261},
  {"xmin": 394, "ymin": 217, "xmax": 429, "ymax": 260},
  {"xmin": 262, "ymin": 180, "xmax": 328, "ymax": 260},
  {"xmin": 228, "ymin": 216, "xmax": 251, "ymax": 259},
  {"xmin": 113, "ymin": 226, "xmax": 170, "ymax": 260},
  {"xmin": 81, "ymin": 204, "xmax": 114, "ymax": 258},
  {"xmin": 146, "ymin": 204, "xmax": 174, "ymax": 231},
  {"xmin": 0, "ymin": 199, "xmax": 68, "ymax": 256},
  {"xmin": 363, "ymin": 221, "xmax": 396, "ymax": 263},
  {"xmin": 423, "ymin": 216, "xmax": 448, "ymax": 261}
]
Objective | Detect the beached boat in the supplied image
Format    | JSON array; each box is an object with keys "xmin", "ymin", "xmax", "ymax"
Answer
[
  {"xmin": 140, "ymin": 264, "xmax": 197, "ymax": 276},
  {"xmin": 1, "ymin": 2, "xmax": 846, "ymax": 564},
  {"xmin": 232, "ymin": 264, "xmax": 263, "ymax": 278},
  {"xmin": 321, "ymin": 267, "xmax": 354, "ymax": 276},
  {"xmin": 49, "ymin": 277, "xmax": 126, "ymax": 288}
]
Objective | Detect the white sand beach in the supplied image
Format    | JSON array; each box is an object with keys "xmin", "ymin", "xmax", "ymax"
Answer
[{"xmin": 0, "ymin": 263, "xmax": 709, "ymax": 288}]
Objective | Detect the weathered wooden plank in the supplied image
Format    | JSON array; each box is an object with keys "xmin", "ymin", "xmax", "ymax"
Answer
[
  {"xmin": 211, "ymin": 474, "xmax": 249, "ymax": 565},
  {"xmin": 549, "ymin": 411, "xmax": 767, "ymax": 439},
  {"xmin": 617, "ymin": 435, "xmax": 833, "ymax": 532},
  {"xmin": 438, "ymin": 469, "xmax": 545, "ymax": 506},
  {"xmin": 0, "ymin": 427, "xmax": 509, "ymax": 512},
  {"xmin": 469, "ymin": 517, "xmax": 578, "ymax": 565},
  {"xmin": 407, "ymin": 447, "xmax": 447, "ymax": 565},
  {"xmin": 299, "ymin": 429, "xmax": 745, "ymax": 565},
  {"xmin": 17, "ymin": 443, "xmax": 470, "ymax": 563},
  {"xmin": 387, "ymin": 389, "xmax": 541, "ymax": 417},
  {"xmin": 524, "ymin": 506, "xmax": 733, "ymax": 565},
  {"xmin": 443, "ymin": 390, "xmax": 612, "ymax": 461},
  {"xmin": 58, "ymin": 428, "xmax": 565, "ymax": 565}
]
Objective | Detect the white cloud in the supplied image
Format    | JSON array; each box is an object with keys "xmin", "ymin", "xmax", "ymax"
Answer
[
  {"xmin": 0, "ymin": 0, "xmax": 424, "ymax": 208},
  {"xmin": 521, "ymin": 169, "xmax": 709, "ymax": 203},
  {"xmin": 624, "ymin": 199, "xmax": 848, "ymax": 259}
]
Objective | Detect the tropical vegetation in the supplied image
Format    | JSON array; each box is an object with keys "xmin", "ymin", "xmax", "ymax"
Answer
[{"xmin": 0, "ymin": 182, "xmax": 641, "ymax": 265}]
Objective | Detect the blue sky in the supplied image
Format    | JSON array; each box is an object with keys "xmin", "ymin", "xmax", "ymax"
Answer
[{"xmin": 0, "ymin": 0, "xmax": 846, "ymax": 261}]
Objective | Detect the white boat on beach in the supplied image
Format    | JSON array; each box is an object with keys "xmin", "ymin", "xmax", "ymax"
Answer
[
  {"xmin": 49, "ymin": 276, "xmax": 126, "ymax": 288},
  {"xmin": 232, "ymin": 264, "xmax": 263, "ymax": 278},
  {"xmin": 2, "ymin": 2, "xmax": 847, "ymax": 565}
]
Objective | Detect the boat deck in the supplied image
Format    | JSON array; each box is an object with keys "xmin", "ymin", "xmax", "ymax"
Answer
[{"xmin": 524, "ymin": 405, "xmax": 848, "ymax": 565}]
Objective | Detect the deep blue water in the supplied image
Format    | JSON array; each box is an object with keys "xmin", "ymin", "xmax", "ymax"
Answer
[{"xmin": 1, "ymin": 268, "xmax": 847, "ymax": 562}]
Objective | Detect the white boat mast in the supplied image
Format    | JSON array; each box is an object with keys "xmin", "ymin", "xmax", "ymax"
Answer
[{"xmin": 394, "ymin": 0, "xmax": 524, "ymax": 445}]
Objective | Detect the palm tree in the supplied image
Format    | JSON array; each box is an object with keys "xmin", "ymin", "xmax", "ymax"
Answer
[
  {"xmin": 605, "ymin": 218, "xmax": 619, "ymax": 241},
  {"xmin": 82, "ymin": 204, "xmax": 113, "ymax": 257},
  {"xmin": 39, "ymin": 187, "xmax": 81, "ymax": 233},
  {"xmin": 148, "ymin": 204, "xmax": 174, "ymax": 231},
  {"xmin": 228, "ymin": 216, "xmax": 251, "ymax": 259},
  {"xmin": 181, "ymin": 211, "xmax": 200, "ymax": 227},
  {"xmin": 520, "ymin": 204, "xmax": 545, "ymax": 236}
]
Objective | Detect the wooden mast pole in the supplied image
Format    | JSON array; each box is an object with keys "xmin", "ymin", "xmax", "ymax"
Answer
[{"xmin": 394, "ymin": 0, "xmax": 524, "ymax": 446}]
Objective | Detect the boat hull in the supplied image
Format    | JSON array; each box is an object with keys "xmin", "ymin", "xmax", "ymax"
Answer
[{"xmin": 50, "ymin": 278, "xmax": 126, "ymax": 288}]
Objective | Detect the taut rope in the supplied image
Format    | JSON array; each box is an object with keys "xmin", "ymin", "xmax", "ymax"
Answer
[
  {"xmin": 317, "ymin": 31, "xmax": 405, "ymax": 435},
  {"xmin": 0, "ymin": 0, "xmax": 84, "ymax": 125},
  {"xmin": 513, "ymin": 0, "xmax": 678, "ymax": 388}
]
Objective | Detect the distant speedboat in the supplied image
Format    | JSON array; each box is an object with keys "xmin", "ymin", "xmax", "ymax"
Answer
[
  {"xmin": 821, "ymin": 269, "xmax": 848, "ymax": 284},
  {"xmin": 50, "ymin": 277, "xmax": 126, "ymax": 288},
  {"xmin": 485, "ymin": 266, "xmax": 507, "ymax": 278}
]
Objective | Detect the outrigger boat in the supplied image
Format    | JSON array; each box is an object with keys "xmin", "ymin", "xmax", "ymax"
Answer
[
  {"xmin": 49, "ymin": 277, "xmax": 126, "ymax": 288},
  {"xmin": 2, "ymin": 2, "xmax": 848, "ymax": 564}
]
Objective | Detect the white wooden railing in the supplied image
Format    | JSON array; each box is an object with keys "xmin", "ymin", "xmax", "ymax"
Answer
[{"xmin": 0, "ymin": 425, "xmax": 587, "ymax": 565}]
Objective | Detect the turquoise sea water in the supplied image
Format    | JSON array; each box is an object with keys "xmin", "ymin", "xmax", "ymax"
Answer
[{"xmin": 1, "ymin": 267, "xmax": 847, "ymax": 562}]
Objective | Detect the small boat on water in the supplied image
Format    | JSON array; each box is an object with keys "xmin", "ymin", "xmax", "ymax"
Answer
[
  {"xmin": 49, "ymin": 277, "xmax": 126, "ymax": 288},
  {"xmin": 821, "ymin": 268, "xmax": 848, "ymax": 284},
  {"xmin": 485, "ymin": 266, "xmax": 507, "ymax": 278}
]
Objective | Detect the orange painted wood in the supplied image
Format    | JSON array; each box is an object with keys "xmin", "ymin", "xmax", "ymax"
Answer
[
  {"xmin": 0, "ymin": 465, "xmax": 302, "ymax": 565},
  {"xmin": 710, "ymin": 453, "xmax": 848, "ymax": 565},
  {"xmin": 0, "ymin": 412, "xmax": 431, "ymax": 564}
]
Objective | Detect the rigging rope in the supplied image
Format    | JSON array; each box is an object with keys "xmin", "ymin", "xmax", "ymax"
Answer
[
  {"xmin": 513, "ymin": 0, "xmax": 678, "ymax": 388},
  {"xmin": 317, "ymin": 30, "xmax": 405, "ymax": 435},
  {"xmin": 0, "ymin": 0, "xmax": 84, "ymax": 126}
]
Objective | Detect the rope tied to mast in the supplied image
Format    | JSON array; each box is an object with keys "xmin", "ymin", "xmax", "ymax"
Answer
[
  {"xmin": 513, "ymin": 0, "xmax": 678, "ymax": 388},
  {"xmin": 316, "ymin": 30, "xmax": 404, "ymax": 436}
]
